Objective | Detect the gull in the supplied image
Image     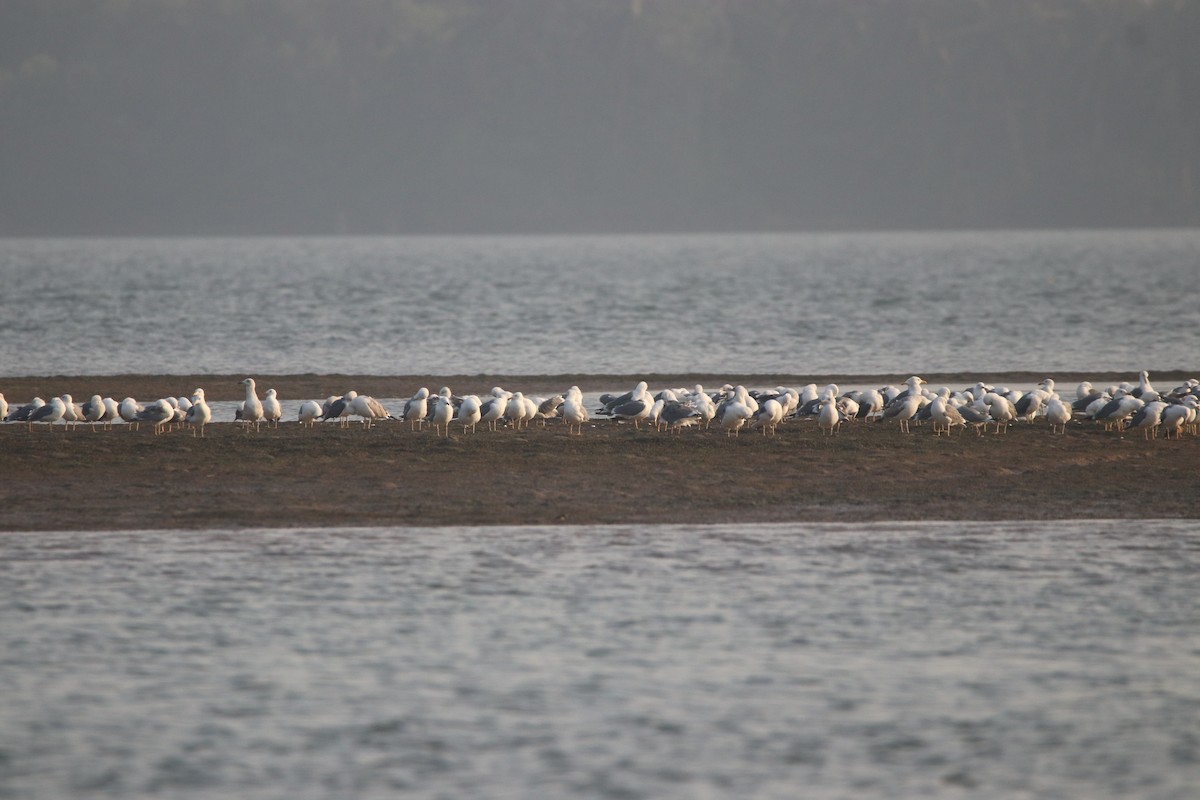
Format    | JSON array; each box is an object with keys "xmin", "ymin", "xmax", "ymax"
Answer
[
  {"xmin": 60, "ymin": 394, "xmax": 82, "ymax": 430},
  {"xmin": 456, "ymin": 395, "xmax": 483, "ymax": 434},
  {"xmin": 185, "ymin": 388, "xmax": 212, "ymax": 438},
  {"xmin": 322, "ymin": 392, "xmax": 356, "ymax": 427},
  {"xmin": 1094, "ymin": 394, "xmax": 1143, "ymax": 432},
  {"xmin": 27, "ymin": 397, "xmax": 66, "ymax": 431},
  {"xmin": 1160, "ymin": 397, "xmax": 1197, "ymax": 439},
  {"xmin": 1167, "ymin": 379, "xmax": 1199, "ymax": 399},
  {"xmin": 6, "ymin": 396, "xmax": 47, "ymax": 422},
  {"xmin": 479, "ymin": 389, "xmax": 512, "ymax": 431},
  {"xmin": 298, "ymin": 400, "xmax": 322, "ymax": 428},
  {"xmin": 561, "ymin": 387, "xmax": 588, "ymax": 435},
  {"xmin": 661, "ymin": 401, "xmax": 701, "ymax": 434},
  {"xmin": 522, "ymin": 393, "xmax": 539, "ymax": 427},
  {"xmin": 135, "ymin": 399, "xmax": 175, "ymax": 435},
  {"xmin": 505, "ymin": 391, "xmax": 532, "ymax": 430},
  {"xmin": 403, "ymin": 387, "xmax": 430, "ymax": 430},
  {"xmin": 599, "ymin": 381, "xmax": 648, "ymax": 416},
  {"xmin": 118, "ymin": 397, "xmax": 143, "ymax": 430},
  {"xmin": 240, "ymin": 378, "xmax": 264, "ymax": 431},
  {"xmin": 689, "ymin": 390, "xmax": 717, "ymax": 429},
  {"xmin": 752, "ymin": 398, "xmax": 785, "ymax": 436},
  {"xmin": 431, "ymin": 393, "xmax": 454, "ymax": 437},
  {"xmin": 1082, "ymin": 390, "xmax": 1115, "ymax": 419},
  {"xmin": 983, "ymin": 392, "xmax": 1016, "ymax": 434},
  {"xmin": 1044, "ymin": 394, "xmax": 1071, "ymax": 435},
  {"xmin": 958, "ymin": 403, "xmax": 991, "ymax": 436},
  {"xmin": 929, "ymin": 388, "xmax": 965, "ymax": 436},
  {"xmin": 817, "ymin": 395, "xmax": 841, "ymax": 435},
  {"xmin": 881, "ymin": 391, "xmax": 923, "ymax": 433},
  {"xmin": 837, "ymin": 395, "xmax": 860, "ymax": 422},
  {"xmin": 1132, "ymin": 370, "xmax": 1157, "ymax": 399},
  {"xmin": 1126, "ymin": 401, "xmax": 1166, "ymax": 440},
  {"xmin": 172, "ymin": 396, "xmax": 191, "ymax": 430},
  {"xmin": 349, "ymin": 393, "xmax": 393, "ymax": 428},
  {"xmin": 1013, "ymin": 385, "xmax": 1049, "ymax": 422},
  {"xmin": 262, "ymin": 389, "xmax": 282, "ymax": 428},
  {"xmin": 718, "ymin": 396, "xmax": 754, "ymax": 436},
  {"xmin": 100, "ymin": 398, "xmax": 120, "ymax": 430},
  {"xmin": 0, "ymin": 393, "xmax": 6, "ymax": 421},
  {"xmin": 1073, "ymin": 384, "xmax": 1109, "ymax": 414},
  {"xmin": 81, "ymin": 395, "xmax": 106, "ymax": 431},
  {"xmin": 609, "ymin": 383, "xmax": 653, "ymax": 429},
  {"xmin": 535, "ymin": 395, "xmax": 565, "ymax": 427},
  {"xmin": 649, "ymin": 398, "xmax": 665, "ymax": 430}
]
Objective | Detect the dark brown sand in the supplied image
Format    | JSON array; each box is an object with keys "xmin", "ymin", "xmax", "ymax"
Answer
[{"xmin": 1, "ymin": 373, "xmax": 1196, "ymax": 531}]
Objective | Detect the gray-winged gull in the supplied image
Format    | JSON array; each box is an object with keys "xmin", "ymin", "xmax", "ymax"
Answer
[
  {"xmin": 27, "ymin": 397, "xmax": 66, "ymax": 431},
  {"xmin": 135, "ymin": 398, "xmax": 175, "ymax": 435}
]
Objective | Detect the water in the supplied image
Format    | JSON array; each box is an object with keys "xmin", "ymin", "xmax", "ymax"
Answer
[
  {"xmin": 1, "ymin": 230, "xmax": 1196, "ymax": 377},
  {"xmin": 1, "ymin": 521, "xmax": 1197, "ymax": 799}
]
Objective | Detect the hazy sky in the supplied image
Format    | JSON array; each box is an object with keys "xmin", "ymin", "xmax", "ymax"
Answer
[{"xmin": 1, "ymin": 0, "xmax": 1197, "ymax": 235}]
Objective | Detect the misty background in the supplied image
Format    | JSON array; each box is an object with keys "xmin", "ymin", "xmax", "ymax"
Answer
[{"xmin": 1, "ymin": 0, "xmax": 1197, "ymax": 236}]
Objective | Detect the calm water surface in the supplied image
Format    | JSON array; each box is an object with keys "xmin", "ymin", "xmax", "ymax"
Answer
[
  {"xmin": 1, "ymin": 521, "xmax": 1197, "ymax": 799},
  {"xmin": 1, "ymin": 230, "xmax": 1196, "ymax": 376}
]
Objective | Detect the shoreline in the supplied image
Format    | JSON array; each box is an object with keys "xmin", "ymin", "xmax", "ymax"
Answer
[
  {"xmin": 2, "ymin": 370, "xmax": 1195, "ymax": 403},
  {"xmin": 2, "ymin": 372, "xmax": 1197, "ymax": 532}
]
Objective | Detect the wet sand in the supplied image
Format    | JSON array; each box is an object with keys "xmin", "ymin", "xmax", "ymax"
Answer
[{"xmin": 2, "ymin": 373, "xmax": 1196, "ymax": 531}]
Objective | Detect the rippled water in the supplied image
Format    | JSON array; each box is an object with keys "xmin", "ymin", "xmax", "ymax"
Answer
[
  {"xmin": 2, "ymin": 521, "xmax": 1197, "ymax": 799},
  {"xmin": 0, "ymin": 230, "xmax": 1196, "ymax": 376}
]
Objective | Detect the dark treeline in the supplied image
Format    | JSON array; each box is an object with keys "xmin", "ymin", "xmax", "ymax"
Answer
[{"xmin": 1, "ymin": 0, "xmax": 1197, "ymax": 235}]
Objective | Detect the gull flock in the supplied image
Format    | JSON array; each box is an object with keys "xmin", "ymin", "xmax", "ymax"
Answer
[{"xmin": 2, "ymin": 371, "xmax": 1198, "ymax": 440}]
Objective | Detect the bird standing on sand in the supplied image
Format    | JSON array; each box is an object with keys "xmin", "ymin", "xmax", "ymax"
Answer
[
  {"xmin": 610, "ymin": 382, "xmax": 653, "ymax": 429},
  {"xmin": 81, "ymin": 395, "xmax": 106, "ymax": 431},
  {"xmin": 349, "ymin": 393, "xmax": 393, "ymax": 428},
  {"xmin": 561, "ymin": 387, "xmax": 588, "ymax": 435},
  {"xmin": 185, "ymin": 388, "xmax": 212, "ymax": 438},
  {"xmin": 135, "ymin": 398, "xmax": 175, "ymax": 435},
  {"xmin": 479, "ymin": 389, "xmax": 511, "ymax": 431},
  {"xmin": 27, "ymin": 397, "xmax": 66, "ymax": 431},
  {"xmin": 752, "ymin": 398, "xmax": 785, "ymax": 436},
  {"xmin": 262, "ymin": 388, "xmax": 282, "ymax": 428},
  {"xmin": 456, "ymin": 395, "xmax": 482, "ymax": 434},
  {"xmin": 983, "ymin": 392, "xmax": 1016, "ymax": 434},
  {"xmin": 298, "ymin": 399, "xmax": 322, "ymax": 428},
  {"xmin": 1044, "ymin": 395, "xmax": 1071, "ymax": 435},
  {"xmin": 928, "ymin": 389, "xmax": 965, "ymax": 436},
  {"xmin": 817, "ymin": 395, "xmax": 841, "ymax": 435},
  {"xmin": 719, "ymin": 396, "xmax": 754, "ymax": 436},
  {"xmin": 882, "ymin": 392, "xmax": 922, "ymax": 433},
  {"xmin": 60, "ymin": 394, "xmax": 82, "ymax": 430},
  {"xmin": 431, "ymin": 393, "xmax": 454, "ymax": 437},
  {"xmin": 240, "ymin": 378, "xmax": 264, "ymax": 431},
  {"xmin": 505, "ymin": 391, "xmax": 532, "ymax": 430},
  {"xmin": 118, "ymin": 397, "xmax": 142, "ymax": 430},
  {"xmin": 1126, "ymin": 401, "xmax": 1165, "ymax": 440},
  {"xmin": 403, "ymin": 388, "xmax": 430, "ymax": 430}
]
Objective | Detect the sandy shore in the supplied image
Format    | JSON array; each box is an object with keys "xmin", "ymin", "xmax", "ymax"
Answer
[{"xmin": 2, "ymin": 373, "xmax": 1197, "ymax": 531}]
